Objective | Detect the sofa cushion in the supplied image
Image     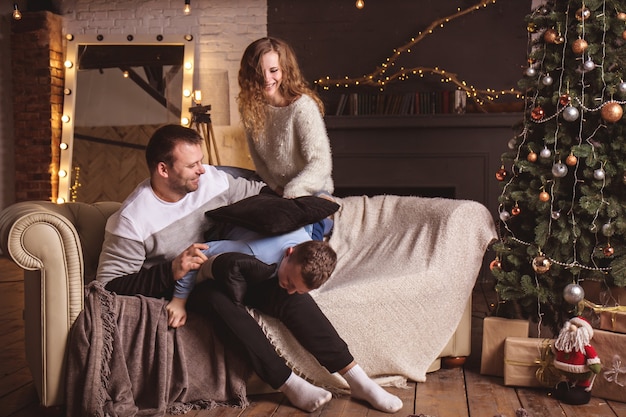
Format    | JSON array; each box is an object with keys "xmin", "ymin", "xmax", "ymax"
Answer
[{"xmin": 205, "ymin": 193, "xmax": 339, "ymax": 236}]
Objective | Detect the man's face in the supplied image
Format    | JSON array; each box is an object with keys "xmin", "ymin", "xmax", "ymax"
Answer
[
  {"xmin": 165, "ymin": 142, "xmax": 205, "ymax": 198},
  {"xmin": 277, "ymin": 249, "xmax": 310, "ymax": 295}
]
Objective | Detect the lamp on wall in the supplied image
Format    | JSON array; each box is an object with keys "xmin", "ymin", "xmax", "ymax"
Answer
[
  {"xmin": 355, "ymin": 0, "xmax": 364, "ymax": 10},
  {"xmin": 12, "ymin": 3, "xmax": 22, "ymax": 20},
  {"xmin": 184, "ymin": 0, "xmax": 191, "ymax": 15}
]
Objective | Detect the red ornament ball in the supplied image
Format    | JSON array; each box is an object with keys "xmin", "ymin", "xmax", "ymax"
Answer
[
  {"xmin": 572, "ymin": 38, "xmax": 588, "ymax": 54},
  {"xmin": 511, "ymin": 206, "xmax": 521, "ymax": 216},
  {"xmin": 565, "ymin": 154, "xmax": 578, "ymax": 166},
  {"xmin": 495, "ymin": 167, "xmax": 508, "ymax": 181},
  {"xmin": 601, "ymin": 101, "xmax": 624, "ymax": 123},
  {"xmin": 559, "ymin": 94, "xmax": 571, "ymax": 106},
  {"xmin": 531, "ymin": 106, "xmax": 545, "ymax": 121},
  {"xmin": 604, "ymin": 245, "xmax": 615, "ymax": 257},
  {"xmin": 489, "ymin": 258, "xmax": 502, "ymax": 271}
]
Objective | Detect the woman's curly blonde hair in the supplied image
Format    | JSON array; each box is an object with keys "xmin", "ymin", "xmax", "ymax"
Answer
[{"xmin": 237, "ymin": 37, "xmax": 324, "ymax": 139}]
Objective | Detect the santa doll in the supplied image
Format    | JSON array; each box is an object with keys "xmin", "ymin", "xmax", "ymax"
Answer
[{"xmin": 551, "ymin": 316, "xmax": 602, "ymax": 405}]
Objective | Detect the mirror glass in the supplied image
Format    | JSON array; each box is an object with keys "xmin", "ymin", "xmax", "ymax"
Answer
[{"xmin": 59, "ymin": 34, "xmax": 195, "ymax": 203}]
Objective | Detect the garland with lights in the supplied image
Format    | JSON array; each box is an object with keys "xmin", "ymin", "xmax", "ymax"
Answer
[
  {"xmin": 315, "ymin": 0, "xmax": 523, "ymax": 106},
  {"xmin": 490, "ymin": 0, "xmax": 626, "ymax": 332}
]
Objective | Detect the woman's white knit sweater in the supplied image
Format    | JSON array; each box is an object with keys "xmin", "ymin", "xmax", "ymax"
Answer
[{"xmin": 245, "ymin": 94, "xmax": 334, "ymax": 198}]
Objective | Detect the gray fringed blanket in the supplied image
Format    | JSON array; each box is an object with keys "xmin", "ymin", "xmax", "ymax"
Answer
[
  {"xmin": 252, "ymin": 195, "xmax": 498, "ymax": 389},
  {"xmin": 66, "ymin": 281, "xmax": 250, "ymax": 417}
]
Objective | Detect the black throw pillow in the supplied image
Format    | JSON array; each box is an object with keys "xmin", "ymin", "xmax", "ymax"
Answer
[{"xmin": 205, "ymin": 193, "xmax": 340, "ymax": 236}]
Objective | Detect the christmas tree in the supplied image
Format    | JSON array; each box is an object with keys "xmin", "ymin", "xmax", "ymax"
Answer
[{"xmin": 491, "ymin": 0, "xmax": 626, "ymax": 332}]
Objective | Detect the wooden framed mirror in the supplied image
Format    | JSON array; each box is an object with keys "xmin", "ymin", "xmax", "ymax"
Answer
[{"xmin": 58, "ymin": 34, "xmax": 195, "ymax": 203}]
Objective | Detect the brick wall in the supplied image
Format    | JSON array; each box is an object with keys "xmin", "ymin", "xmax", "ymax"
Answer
[
  {"xmin": 62, "ymin": 0, "xmax": 267, "ymax": 127},
  {"xmin": 11, "ymin": 11, "xmax": 64, "ymax": 202}
]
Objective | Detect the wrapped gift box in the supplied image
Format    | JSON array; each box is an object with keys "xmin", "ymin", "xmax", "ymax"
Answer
[
  {"xmin": 598, "ymin": 308, "xmax": 626, "ymax": 334},
  {"xmin": 591, "ymin": 329, "xmax": 626, "ymax": 402},
  {"xmin": 503, "ymin": 337, "xmax": 559, "ymax": 388},
  {"xmin": 480, "ymin": 316, "xmax": 529, "ymax": 377}
]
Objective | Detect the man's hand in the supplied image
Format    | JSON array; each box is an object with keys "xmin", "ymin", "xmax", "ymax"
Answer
[
  {"xmin": 166, "ymin": 296, "xmax": 188, "ymax": 328},
  {"xmin": 172, "ymin": 243, "xmax": 209, "ymax": 281}
]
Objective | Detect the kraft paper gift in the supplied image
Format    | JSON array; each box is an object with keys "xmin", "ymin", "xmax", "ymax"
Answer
[
  {"xmin": 598, "ymin": 308, "xmax": 626, "ymax": 334},
  {"xmin": 503, "ymin": 337, "xmax": 559, "ymax": 388},
  {"xmin": 591, "ymin": 329, "xmax": 626, "ymax": 402},
  {"xmin": 480, "ymin": 316, "xmax": 529, "ymax": 377}
]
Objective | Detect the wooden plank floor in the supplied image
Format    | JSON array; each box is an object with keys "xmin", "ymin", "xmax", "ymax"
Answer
[{"xmin": 1, "ymin": 255, "xmax": 626, "ymax": 417}]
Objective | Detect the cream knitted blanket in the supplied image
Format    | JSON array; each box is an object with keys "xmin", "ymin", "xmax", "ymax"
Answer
[{"xmin": 252, "ymin": 195, "xmax": 497, "ymax": 390}]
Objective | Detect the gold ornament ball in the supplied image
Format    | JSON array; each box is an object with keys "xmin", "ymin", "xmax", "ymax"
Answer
[
  {"xmin": 527, "ymin": 23, "xmax": 536, "ymax": 33},
  {"xmin": 565, "ymin": 154, "xmax": 578, "ymax": 166},
  {"xmin": 575, "ymin": 7, "xmax": 591, "ymax": 21},
  {"xmin": 539, "ymin": 191, "xmax": 550, "ymax": 202},
  {"xmin": 532, "ymin": 255, "xmax": 551, "ymax": 274},
  {"xmin": 527, "ymin": 151, "xmax": 538, "ymax": 162},
  {"xmin": 601, "ymin": 102, "xmax": 624, "ymax": 123},
  {"xmin": 495, "ymin": 167, "xmax": 507, "ymax": 181},
  {"xmin": 623, "ymin": 30, "xmax": 626, "ymax": 40},
  {"xmin": 543, "ymin": 28, "xmax": 558, "ymax": 43},
  {"xmin": 572, "ymin": 38, "xmax": 588, "ymax": 54},
  {"xmin": 618, "ymin": 12, "xmax": 626, "ymax": 21}
]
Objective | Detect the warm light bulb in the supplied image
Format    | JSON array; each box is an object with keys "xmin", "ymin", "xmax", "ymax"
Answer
[
  {"xmin": 56, "ymin": 197, "xmax": 66, "ymax": 204},
  {"xmin": 355, "ymin": 0, "xmax": 364, "ymax": 9},
  {"xmin": 184, "ymin": 0, "xmax": 191, "ymax": 14},
  {"xmin": 193, "ymin": 90, "xmax": 202, "ymax": 103},
  {"xmin": 13, "ymin": 3, "xmax": 21, "ymax": 20},
  {"xmin": 122, "ymin": 70, "xmax": 129, "ymax": 78},
  {"xmin": 184, "ymin": 61, "xmax": 192, "ymax": 70},
  {"xmin": 64, "ymin": 60, "xmax": 73, "ymax": 68},
  {"xmin": 60, "ymin": 142, "xmax": 68, "ymax": 150},
  {"xmin": 183, "ymin": 89, "xmax": 192, "ymax": 97},
  {"xmin": 181, "ymin": 117, "xmax": 190, "ymax": 126},
  {"xmin": 61, "ymin": 115, "xmax": 70, "ymax": 123},
  {"xmin": 58, "ymin": 169, "xmax": 68, "ymax": 178}
]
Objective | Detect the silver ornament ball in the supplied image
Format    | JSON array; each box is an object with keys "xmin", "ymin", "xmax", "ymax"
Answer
[
  {"xmin": 583, "ymin": 59, "xmax": 596, "ymax": 72},
  {"xmin": 540, "ymin": 147, "xmax": 552, "ymax": 159},
  {"xmin": 499, "ymin": 210, "xmax": 511, "ymax": 221},
  {"xmin": 563, "ymin": 106, "xmax": 580, "ymax": 122},
  {"xmin": 525, "ymin": 67, "xmax": 537, "ymax": 77},
  {"xmin": 542, "ymin": 75, "xmax": 553, "ymax": 86},
  {"xmin": 563, "ymin": 283, "xmax": 585, "ymax": 305},
  {"xmin": 594, "ymin": 168, "xmax": 606, "ymax": 180},
  {"xmin": 551, "ymin": 211, "xmax": 561, "ymax": 220},
  {"xmin": 619, "ymin": 81, "xmax": 626, "ymax": 94},
  {"xmin": 551, "ymin": 162, "xmax": 568, "ymax": 178}
]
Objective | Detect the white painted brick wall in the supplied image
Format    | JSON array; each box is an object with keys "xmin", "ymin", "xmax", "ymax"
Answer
[{"xmin": 61, "ymin": 0, "xmax": 267, "ymax": 126}]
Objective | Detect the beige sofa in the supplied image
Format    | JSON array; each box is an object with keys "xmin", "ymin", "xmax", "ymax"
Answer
[{"xmin": 0, "ymin": 199, "xmax": 477, "ymax": 408}]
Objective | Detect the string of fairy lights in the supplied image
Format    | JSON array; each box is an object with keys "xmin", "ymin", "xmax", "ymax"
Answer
[
  {"xmin": 315, "ymin": 0, "xmax": 523, "ymax": 106},
  {"xmin": 494, "ymin": 1, "xmax": 626, "ymax": 313}
]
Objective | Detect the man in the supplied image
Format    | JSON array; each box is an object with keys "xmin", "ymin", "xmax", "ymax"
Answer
[{"xmin": 96, "ymin": 124, "xmax": 403, "ymax": 413}]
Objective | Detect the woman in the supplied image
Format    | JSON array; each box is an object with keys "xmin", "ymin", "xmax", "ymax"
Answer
[{"xmin": 237, "ymin": 37, "xmax": 334, "ymax": 199}]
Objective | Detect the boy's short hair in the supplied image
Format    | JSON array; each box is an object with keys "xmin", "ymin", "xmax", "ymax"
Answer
[{"xmin": 289, "ymin": 240, "xmax": 337, "ymax": 290}]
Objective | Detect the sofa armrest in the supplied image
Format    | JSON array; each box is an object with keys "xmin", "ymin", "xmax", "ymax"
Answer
[{"xmin": 0, "ymin": 200, "xmax": 120, "ymax": 406}]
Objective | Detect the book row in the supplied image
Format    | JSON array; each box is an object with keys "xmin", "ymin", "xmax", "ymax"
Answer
[{"xmin": 333, "ymin": 90, "xmax": 467, "ymax": 116}]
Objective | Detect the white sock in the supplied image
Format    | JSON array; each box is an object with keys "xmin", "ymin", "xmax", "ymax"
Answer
[
  {"xmin": 342, "ymin": 364, "xmax": 403, "ymax": 413},
  {"xmin": 279, "ymin": 372, "xmax": 332, "ymax": 412}
]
